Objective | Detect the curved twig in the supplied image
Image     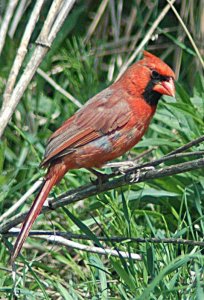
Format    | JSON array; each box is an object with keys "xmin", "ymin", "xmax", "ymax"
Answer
[{"xmin": 1, "ymin": 156, "xmax": 204, "ymax": 234}]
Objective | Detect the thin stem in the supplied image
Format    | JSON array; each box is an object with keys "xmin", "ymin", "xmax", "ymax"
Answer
[
  {"xmin": 0, "ymin": 179, "xmax": 43, "ymax": 223},
  {"xmin": 0, "ymin": 0, "xmax": 19, "ymax": 55},
  {"xmin": 0, "ymin": 0, "xmax": 76, "ymax": 138},
  {"xmin": 37, "ymin": 68, "xmax": 82, "ymax": 108},
  {"xmin": 3, "ymin": 0, "xmax": 45, "ymax": 106},
  {"xmin": 167, "ymin": 0, "xmax": 204, "ymax": 69},
  {"xmin": 166, "ymin": 135, "xmax": 204, "ymax": 156},
  {"xmin": 37, "ymin": 235, "xmax": 142, "ymax": 260},
  {"xmin": 84, "ymin": 0, "xmax": 109, "ymax": 44}
]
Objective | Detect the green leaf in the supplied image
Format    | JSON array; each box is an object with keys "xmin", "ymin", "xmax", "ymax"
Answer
[
  {"xmin": 63, "ymin": 207, "xmax": 103, "ymax": 248},
  {"xmin": 110, "ymin": 259, "xmax": 136, "ymax": 292}
]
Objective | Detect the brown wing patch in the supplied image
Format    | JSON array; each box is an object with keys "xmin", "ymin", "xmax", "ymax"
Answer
[
  {"xmin": 75, "ymin": 94, "xmax": 131, "ymax": 133},
  {"xmin": 41, "ymin": 88, "xmax": 132, "ymax": 167},
  {"xmin": 47, "ymin": 115, "xmax": 75, "ymax": 142},
  {"xmin": 41, "ymin": 128, "xmax": 100, "ymax": 166}
]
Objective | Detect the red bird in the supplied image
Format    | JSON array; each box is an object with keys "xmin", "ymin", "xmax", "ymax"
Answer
[{"xmin": 11, "ymin": 51, "xmax": 175, "ymax": 262}]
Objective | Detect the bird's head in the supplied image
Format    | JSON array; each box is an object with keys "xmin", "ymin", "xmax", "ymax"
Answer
[
  {"xmin": 140, "ymin": 51, "xmax": 175, "ymax": 105},
  {"xmin": 120, "ymin": 51, "xmax": 175, "ymax": 106}
]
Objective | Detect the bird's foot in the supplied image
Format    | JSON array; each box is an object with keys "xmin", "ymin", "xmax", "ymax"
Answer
[
  {"xmin": 128, "ymin": 166, "xmax": 155, "ymax": 183},
  {"xmin": 88, "ymin": 168, "xmax": 109, "ymax": 186}
]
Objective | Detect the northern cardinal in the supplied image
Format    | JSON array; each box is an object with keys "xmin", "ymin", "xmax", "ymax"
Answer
[{"xmin": 11, "ymin": 51, "xmax": 175, "ymax": 262}]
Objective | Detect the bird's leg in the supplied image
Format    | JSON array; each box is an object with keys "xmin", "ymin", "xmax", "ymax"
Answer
[
  {"xmin": 104, "ymin": 148, "xmax": 155, "ymax": 175},
  {"xmin": 89, "ymin": 163, "xmax": 155, "ymax": 185},
  {"xmin": 88, "ymin": 168, "xmax": 110, "ymax": 185},
  {"xmin": 104, "ymin": 161, "xmax": 137, "ymax": 175}
]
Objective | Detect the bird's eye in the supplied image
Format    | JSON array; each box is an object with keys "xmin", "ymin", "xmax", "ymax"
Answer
[{"xmin": 152, "ymin": 70, "xmax": 160, "ymax": 80}]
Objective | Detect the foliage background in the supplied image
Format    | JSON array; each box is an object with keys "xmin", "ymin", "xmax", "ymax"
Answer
[{"xmin": 0, "ymin": 0, "xmax": 204, "ymax": 299}]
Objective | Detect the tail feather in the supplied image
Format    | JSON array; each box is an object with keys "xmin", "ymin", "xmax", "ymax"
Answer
[{"xmin": 11, "ymin": 174, "xmax": 59, "ymax": 263}]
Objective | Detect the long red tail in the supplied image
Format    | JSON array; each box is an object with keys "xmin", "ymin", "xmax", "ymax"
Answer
[{"xmin": 11, "ymin": 173, "xmax": 60, "ymax": 263}]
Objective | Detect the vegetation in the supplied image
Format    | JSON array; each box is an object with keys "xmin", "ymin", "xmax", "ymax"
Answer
[{"xmin": 0, "ymin": 0, "xmax": 204, "ymax": 299}]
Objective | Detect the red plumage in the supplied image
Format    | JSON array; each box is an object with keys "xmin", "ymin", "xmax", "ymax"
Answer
[{"xmin": 11, "ymin": 51, "xmax": 175, "ymax": 262}]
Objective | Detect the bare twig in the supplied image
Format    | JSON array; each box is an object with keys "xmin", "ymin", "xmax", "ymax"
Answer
[
  {"xmin": 173, "ymin": 0, "xmax": 188, "ymax": 78},
  {"xmin": 0, "ymin": 0, "xmax": 76, "ymax": 138},
  {"xmin": 109, "ymin": 0, "xmax": 120, "ymax": 41},
  {"xmin": 36, "ymin": 235, "xmax": 142, "ymax": 260},
  {"xmin": 116, "ymin": 0, "xmax": 176, "ymax": 80},
  {"xmin": 94, "ymin": 26, "xmax": 177, "ymax": 53},
  {"xmin": 36, "ymin": 0, "xmax": 64, "ymax": 44},
  {"xmin": 0, "ymin": 179, "xmax": 43, "ymax": 223},
  {"xmin": 1, "ymin": 156, "xmax": 204, "ymax": 234},
  {"xmin": 104, "ymin": 151, "xmax": 204, "ymax": 180},
  {"xmin": 124, "ymin": 151, "xmax": 204, "ymax": 173},
  {"xmin": 124, "ymin": 6, "xmax": 136, "ymax": 37},
  {"xmin": 0, "ymin": 0, "xmax": 19, "ymax": 55},
  {"xmin": 37, "ymin": 68, "xmax": 82, "ymax": 108},
  {"xmin": 6, "ymin": 230, "xmax": 204, "ymax": 248},
  {"xmin": 166, "ymin": 135, "xmax": 204, "ymax": 156}
]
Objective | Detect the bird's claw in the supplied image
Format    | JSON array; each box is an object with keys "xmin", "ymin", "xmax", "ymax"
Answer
[
  {"xmin": 129, "ymin": 169, "xmax": 141, "ymax": 182},
  {"xmin": 128, "ymin": 166, "xmax": 155, "ymax": 183}
]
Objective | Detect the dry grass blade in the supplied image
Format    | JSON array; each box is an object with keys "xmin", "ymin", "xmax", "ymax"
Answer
[
  {"xmin": 37, "ymin": 68, "xmax": 82, "ymax": 108},
  {"xmin": 84, "ymin": 0, "xmax": 109, "ymax": 44},
  {"xmin": 116, "ymin": 0, "xmax": 176, "ymax": 80},
  {"xmin": 167, "ymin": 0, "xmax": 204, "ymax": 69}
]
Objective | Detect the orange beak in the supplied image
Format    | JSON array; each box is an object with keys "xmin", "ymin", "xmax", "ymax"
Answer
[{"xmin": 153, "ymin": 77, "xmax": 175, "ymax": 97}]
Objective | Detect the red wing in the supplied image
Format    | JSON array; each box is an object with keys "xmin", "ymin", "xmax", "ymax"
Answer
[{"xmin": 41, "ymin": 88, "xmax": 132, "ymax": 166}]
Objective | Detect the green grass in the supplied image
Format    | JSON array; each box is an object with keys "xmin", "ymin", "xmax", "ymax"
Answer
[{"xmin": 0, "ymin": 1, "xmax": 204, "ymax": 299}]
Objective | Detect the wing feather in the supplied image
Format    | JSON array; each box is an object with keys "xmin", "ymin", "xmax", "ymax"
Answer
[{"xmin": 41, "ymin": 88, "xmax": 132, "ymax": 166}]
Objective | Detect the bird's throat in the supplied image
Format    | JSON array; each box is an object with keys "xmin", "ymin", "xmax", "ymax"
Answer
[{"xmin": 143, "ymin": 81, "xmax": 161, "ymax": 106}]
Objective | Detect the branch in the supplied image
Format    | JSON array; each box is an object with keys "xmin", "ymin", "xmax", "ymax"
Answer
[
  {"xmin": 6, "ymin": 230, "xmax": 204, "ymax": 248},
  {"xmin": 105, "ymin": 151, "xmax": 204, "ymax": 178},
  {"xmin": 1, "ymin": 156, "xmax": 204, "ymax": 234},
  {"xmin": 165, "ymin": 135, "xmax": 204, "ymax": 156},
  {"xmin": 8, "ymin": 0, "xmax": 28, "ymax": 38}
]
